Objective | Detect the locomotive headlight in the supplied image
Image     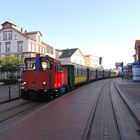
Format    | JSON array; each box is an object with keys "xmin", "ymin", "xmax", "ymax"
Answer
[
  {"xmin": 43, "ymin": 82, "xmax": 46, "ymax": 85},
  {"xmin": 21, "ymin": 82, "xmax": 26, "ymax": 89},
  {"xmin": 23, "ymin": 82, "xmax": 26, "ymax": 85},
  {"xmin": 21, "ymin": 82, "xmax": 26, "ymax": 86}
]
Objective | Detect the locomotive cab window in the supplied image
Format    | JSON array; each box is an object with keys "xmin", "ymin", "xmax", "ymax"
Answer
[
  {"xmin": 25, "ymin": 58, "xmax": 36, "ymax": 70},
  {"xmin": 41, "ymin": 57, "xmax": 52, "ymax": 70},
  {"xmin": 55, "ymin": 62, "xmax": 62, "ymax": 71}
]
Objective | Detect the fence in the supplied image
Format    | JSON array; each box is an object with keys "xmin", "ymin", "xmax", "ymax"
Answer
[{"xmin": 0, "ymin": 84, "xmax": 21, "ymax": 103}]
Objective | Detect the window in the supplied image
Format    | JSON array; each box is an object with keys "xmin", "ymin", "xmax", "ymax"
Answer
[
  {"xmin": 47, "ymin": 46, "xmax": 53, "ymax": 54},
  {"xmin": 55, "ymin": 62, "xmax": 62, "ymax": 71},
  {"xmin": 42, "ymin": 48, "xmax": 45, "ymax": 54},
  {"xmin": 0, "ymin": 43, "xmax": 1, "ymax": 52},
  {"xmin": 15, "ymin": 35, "xmax": 18, "ymax": 40},
  {"xmin": 3, "ymin": 31, "xmax": 12, "ymax": 41},
  {"xmin": 30, "ymin": 42, "xmax": 32, "ymax": 51},
  {"xmin": 41, "ymin": 57, "xmax": 52, "ymax": 70},
  {"xmin": 17, "ymin": 41, "xmax": 23, "ymax": 52},
  {"xmin": 38, "ymin": 35, "xmax": 40, "ymax": 43},
  {"xmin": 25, "ymin": 58, "xmax": 36, "ymax": 70},
  {"xmin": 31, "ymin": 43, "xmax": 35, "ymax": 52},
  {"xmin": 74, "ymin": 68, "xmax": 78, "ymax": 76},
  {"xmin": 5, "ymin": 42, "xmax": 10, "ymax": 53}
]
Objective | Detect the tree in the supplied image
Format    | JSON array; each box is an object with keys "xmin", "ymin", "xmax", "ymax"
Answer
[{"xmin": 0, "ymin": 56, "xmax": 23, "ymax": 72}]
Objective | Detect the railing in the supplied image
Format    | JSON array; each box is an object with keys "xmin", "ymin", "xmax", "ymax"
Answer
[{"xmin": 0, "ymin": 84, "xmax": 21, "ymax": 103}]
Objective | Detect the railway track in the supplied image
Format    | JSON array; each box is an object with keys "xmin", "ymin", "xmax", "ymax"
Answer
[
  {"xmin": 0, "ymin": 94, "xmax": 66, "ymax": 133},
  {"xmin": 0, "ymin": 97, "xmax": 21, "ymax": 105},
  {"xmin": 82, "ymin": 79, "xmax": 140, "ymax": 140},
  {"xmin": 0, "ymin": 99, "xmax": 43, "ymax": 124}
]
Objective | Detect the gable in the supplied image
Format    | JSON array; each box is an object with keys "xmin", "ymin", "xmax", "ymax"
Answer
[
  {"xmin": 73, "ymin": 49, "xmax": 84, "ymax": 57},
  {"xmin": 0, "ymin": 28, "xmax": 29, "ymax": 39},
  {"xmin": 0, "ymin": 27, "xmax": 30, "ymax": 42}
]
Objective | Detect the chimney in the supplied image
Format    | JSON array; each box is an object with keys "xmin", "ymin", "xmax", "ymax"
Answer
[
  {"xmin": 21, "ymin": 28, "xmax": 23, "ymax": 32},
  {"xmin": 99, "ymin": 57, "xmax": 102, "ymax": 65}
]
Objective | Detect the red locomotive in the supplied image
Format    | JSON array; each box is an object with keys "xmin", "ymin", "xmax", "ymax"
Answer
[{"xmin": 21, "ymin": 54, "xmax": 68, "ymax": 100}]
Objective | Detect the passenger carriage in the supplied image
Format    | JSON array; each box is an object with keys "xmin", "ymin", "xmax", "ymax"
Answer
[
  {"xmin": 87, "ymin": 67, "xmax": 97, "ymax": 82},
  {"xmin": 61, "ymin": 61, "xmax": 88, "ymax": 88},
  {"xmin": 96, "ymin": 69, "xmax": 104, "ymax": 80},
  {"xmin": 103, "ymin": 69, "xmax": 110, "ymax": 79}
]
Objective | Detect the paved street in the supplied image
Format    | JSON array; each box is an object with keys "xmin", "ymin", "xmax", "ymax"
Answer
[{"xmin": 0, "ymin": 78, "xmax": 140, "ymax": 140}]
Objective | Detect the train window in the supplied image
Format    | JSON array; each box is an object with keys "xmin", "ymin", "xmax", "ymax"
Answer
[
  {"xmin": 41, "ymin": 62, "xmax": 47, "ymax": 70},
  {"xmin": 74, "ymin": 68, "xmax": 77, "ymax": 76},
  {"xmin": 25, "ymin": 58, "xmax": 36, "ymax": 70},
  {"xmin": 55, "ymin": 62, "xmax": 62, "ymax": 71},
  {"xmin": 80, "ymin": 69, "xmax": 82, "ymax": 76},
  {"xmin": 41, "ymin": 58, "xmax": 52, "ymax": 70},
  {"xmin": 84, "ymin": 69, "xmax": 87, "ymax": 76},
  {"xmin": 77, "ymin": 69, "xmax": 80, "ymax": 76},
  {"xmin": 41, "ymin": 61, "xmax": 52, "ymax": 70}
]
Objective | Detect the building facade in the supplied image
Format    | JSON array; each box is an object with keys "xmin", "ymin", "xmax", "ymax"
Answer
[
  {"xmin": 84, "ymin": 54, "xmax": 103, "ymax": 68},
  {"xmin": 58, "ymin": 48, "xmax": 85, "ymax": 65},
  {"xmin": 134, "ymin": 40, "xmax": 140, "ymax": 62},
  {"xmin": 0, "ymin": 21, "xmax": 55, "ymax": 58}
]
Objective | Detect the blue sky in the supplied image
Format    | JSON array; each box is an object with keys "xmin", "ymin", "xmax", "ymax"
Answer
[{"xmin": 0, "ymin": 0, "xmax": 140, "ymax": 68}]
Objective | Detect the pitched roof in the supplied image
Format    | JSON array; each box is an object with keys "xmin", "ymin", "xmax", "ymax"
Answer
[
  {"xmin": 1, "ymin": 21, "xmax": 16, "ymax": 27},
  {"xmin": 59, "ymin": 48, "xmax": 78, "ymax": 58},
  {"xmin": 24, "ymin": 31, "xmax": 42, "ymax": 36}
]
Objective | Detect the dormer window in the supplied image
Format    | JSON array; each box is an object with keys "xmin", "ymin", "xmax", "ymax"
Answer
[{"xmin": 3, "ymin": 31, "xmax": 12, "ymax": 41}]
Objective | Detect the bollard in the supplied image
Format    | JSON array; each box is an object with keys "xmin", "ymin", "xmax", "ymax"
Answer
[
  {"xmin": 9, "ymin": 86, "xmax": 11, "ymax": 99},
  {"xmin": 19, "ymin": 84, "xmax": 21, "ymax": 96}
]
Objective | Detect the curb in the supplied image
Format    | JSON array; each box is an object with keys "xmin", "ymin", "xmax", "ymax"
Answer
[{"xmin": 115, "ymin": 80, "xmax": 140, "ymax": 125}]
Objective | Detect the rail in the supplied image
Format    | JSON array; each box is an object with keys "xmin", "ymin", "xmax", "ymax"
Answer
[{"xmin": 82, "ymin": 79, "xmax": 140, "ymax": 140}]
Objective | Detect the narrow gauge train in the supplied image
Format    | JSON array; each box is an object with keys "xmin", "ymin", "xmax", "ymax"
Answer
[{"xmin": 21, "ymin": 54, "xmax": 114, "ymax": 101}]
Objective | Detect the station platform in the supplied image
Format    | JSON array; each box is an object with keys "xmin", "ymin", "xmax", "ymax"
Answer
[
  {"xmin": 116, "ymin": 77, "xmax": 140, "ymax": 85},
  {"xmin": 116, "ymin": 77, "xmax": 140, "ymax": 110}
]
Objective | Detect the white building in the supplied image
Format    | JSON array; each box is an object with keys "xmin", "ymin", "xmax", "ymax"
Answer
[
  {"xmin": 0, "ymin": 21, "xmax": 55, "ymax": 58},
  {"xmin": 58, "ymin": 48, "xmax": 85, "ymax": 65},
  {"xmin": 84, "ymin": 54, "xmax": 103, "ymax": 68}
]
